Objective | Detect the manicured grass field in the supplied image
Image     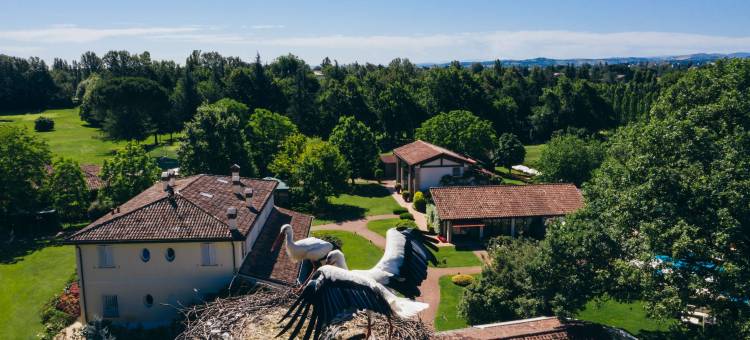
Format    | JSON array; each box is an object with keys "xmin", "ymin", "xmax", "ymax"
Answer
[
  {"xmin": 576, "ymin": 297, "xmax": 677, "ymax": 335},
  {"xmin": 0, "ymin": 108, "xmax": 180, "ymax": 165},
  {"xmin": 313, "ymin": 183, "xmax": 400, "ymax": 225},
  {"xmin": 366, "ymin": 218, "xmax": 401, "ymax": 238},
  {"xmin": 523, "ymin": 144, "xmax": 545, "ymax": 168},
  {"xmin": 0, "ymin": 239, "xmax": 76, "ymax": 340},
  {"xmin": 311, "ymin": 230, "xmax": 383, "ymax": 269},
  {"xmin": 434, "ymin": 274, "xmax": 478, "ymax": 331},
  {"xmin": 431, "ymin": 246, "xmax": 482, "ymax": 268}
]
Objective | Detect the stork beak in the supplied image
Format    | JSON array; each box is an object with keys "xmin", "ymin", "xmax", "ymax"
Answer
[{"xmin": 270, "ymin": 232, "xmax": 284, "ymax": 252}]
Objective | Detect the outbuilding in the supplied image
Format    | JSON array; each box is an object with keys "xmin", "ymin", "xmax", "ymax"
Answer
[{"xmin": 393, "ymin": 140, "xmax": 476, "ymax": 193}]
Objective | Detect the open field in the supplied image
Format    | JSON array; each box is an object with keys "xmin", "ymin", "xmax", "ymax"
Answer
[
  {"xmin": 523, "ymin": 144, "xmax": 545, "ymax": 168},
  {"xmin": 0, "ymin": 108, "xmax": 181, "ymax": 166},
  {"xmin": 310, "ymin": 230, "xmax": 383, "ymax": 269},
  {"xmin": 431, "ymin": 246, "xmax": 482, "ymax": 268},
  {"xmin": 0, "ymin": 239, "xmax": 76, "ymax": 339},
  {"xmin": 434, "ymin": 274, "xmax": 477, "ymax": 331},
  {"xmin": 313, "ymin": 183, "xmax": 401, "ymax": 225},
  {"xmin": 576, "ymin": 297, "xmax": 677, "ymax": 336}
]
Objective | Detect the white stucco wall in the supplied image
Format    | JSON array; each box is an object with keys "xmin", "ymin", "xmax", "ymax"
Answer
[
  {"xmin": 244, "ymin": 195, "xmax": 274, "ymax": 253},
  {"xmin": 418, "ymin": 166, "xmax": 463, "ymax": 191},
  {"xmin": 77, "ymin": 241, "xmax": 242, "ymax": 326}
]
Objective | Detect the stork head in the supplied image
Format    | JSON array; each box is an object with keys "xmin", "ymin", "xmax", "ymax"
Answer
[
  {"xmin": 271, "ymin": 224, "xmax": 293, "ymax": 252},
  {"xmin": 325, "ymin": 250, "xmax": 348, "ymax": 270}
]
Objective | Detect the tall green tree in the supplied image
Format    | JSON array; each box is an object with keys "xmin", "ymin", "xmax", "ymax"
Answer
[
  {"xmin": 537, "ymin": 134, "xmax": 603, "ymax": 186},
  {"xmin": 177, "ymin": 99, "xmax": 257, "ymax": 176},
  {"xmin": 268, "ymin": 133, "xmax": 308, "ymax": 182},
  {"xmin": 87, "ymin": 77, "xmax": 170, "ymax": 142},
  {"xmin": 247, "ymin": 108, "xmax": 299, "ymax": 175},
  {"xmin": 45, "ymin": 158, "xmax": 88, "ymax": 221},
  {"xmin": 415, "ymin": 110, "xmax": 496, "ymax": 163},
  {"xmin": 0, "ymin": 126, "xmax": 51, "ymax": 228},
  {"xmin": 329, "ymin": 116, "xmax": 379, "ymax": 183},
  {"xmin": 294, "ymin": 139, "xmax": 350, "ymax": 207},
  {"xmin": 100, "ymin": 142, "xmax": 160, "ymax": 206},
  {"xmin": 493, "ymin": 133, "xmax": 526, "ymax": 173}
]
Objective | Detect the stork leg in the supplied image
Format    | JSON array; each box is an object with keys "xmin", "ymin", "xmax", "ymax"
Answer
[
  {"xmin": 365, "ymin": 311, "xmax": 372, "ymax": 339},
  {"xmin": 295, "ymin": 261, "xmax": 320, "ymax": 294},
  {"xmin": 387, "ymin": 317, "xmax": 393, "ymax": 340}
]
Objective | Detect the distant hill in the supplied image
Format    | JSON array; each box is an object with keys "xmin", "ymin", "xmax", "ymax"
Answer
[{"xmin": 419, "ymin": 52, "xmax": 750, "ymax": 68}]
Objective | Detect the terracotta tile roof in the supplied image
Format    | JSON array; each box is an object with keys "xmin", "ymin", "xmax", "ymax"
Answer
[
  {"xmin": 45, "ymin": 164, "xmax": 103, "ymax": 191},
  {"xmin": 379, "ymin": 154, "xmax": 396, "ymax": 164},
  {"xmin": 435, "ymin": 318, "xmax": 614, "ymax": 339},
  {"xmin": 67, "ymin": 175, "xmax": 278, "ymax": 243},
  {"xmin": 393, "ymin": 140, "xmax": 476, "ymax": 166},
  {"xmin": 430, "ymin": 184, "xmax": 583, "ymax": 220},
  {"xmin": 435, "ymin": 317, "xmax": 569, "ymax": 340},
  {"xmin": 239, "ymin": 207, "xmax": 313, "ymax": 285}
]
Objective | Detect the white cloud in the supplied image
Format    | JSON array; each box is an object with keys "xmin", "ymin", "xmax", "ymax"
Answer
[
  {"xmin": 250, "ymin": 24, "xmax": 285, "ymax": 30},
  {"xmin": 0, "ymin": 25, "xmax": 200, "ymax": 43}
]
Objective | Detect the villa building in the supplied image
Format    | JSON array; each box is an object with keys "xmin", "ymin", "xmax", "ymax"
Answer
[
  {"xmin": 393, "ymin": 140, "xmax": 476, "ymax": 193},
  {"xmin": 430, "ymin": 184, "xmax": 583, "ymax": 243},
  {"xmin": 65, "ymin": 166, "xmax": 311, "ymax": 327}
]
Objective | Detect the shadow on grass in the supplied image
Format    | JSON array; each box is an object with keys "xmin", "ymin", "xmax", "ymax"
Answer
[
  {"xmin": 0, "ymin": 234, "xmax": 58, "ymax": 265},
  {"xmin": 311, "ymin": 204, "xmax": 367, "ymax": 223},
  {"xmin": 349, "ymin": 183, "xmax": 391, "ymax": 198}
]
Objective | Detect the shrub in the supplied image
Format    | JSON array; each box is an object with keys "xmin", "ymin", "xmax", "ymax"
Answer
[
  {"xmin": 34, "ymin": 116, "xmax": 55, "ymax": 132},
  {"xmin": 413, "ymin": 191, "xmax": 426, "ymax": 212},
  {"xmin": 393, "ymin": 207, "xmax": 409, "ymax": 215},
  {"xmin": 426, "ymin": 203, "xmax": 441, "ymax": 234},
  {"xmin": 87, "ymin": 198, "xmax": 113, "ymax": 220},
  {"xmin": 451, "ymin": 274, "xmax": 475, "ymax": 287},
  {"xmin": 318, "ymin": 234, "xmax": 343, "ymax": 250},
  {"xmin": 401, "ymin": 190, "xmax": 411, "ymax": 202},
  {"xmin": 394, "ymin": 183, "xmax": 402, "ymax": 193},
  {"xmin": 399, "ymin": 212, "xmax": 414, "ymax": 220},
  {"xmin": 374, "ymin": 168, "xmax": 384, "ymax": 182},
  {"xmin": 395, "ymin": 219, "xmax": 418, "ymax": 229}
]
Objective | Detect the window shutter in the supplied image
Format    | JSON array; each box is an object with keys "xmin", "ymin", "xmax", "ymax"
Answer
[
  {"xmin": 103, "ymin": 295, "xmax": 119, "ymax": 317},
  {"xmin": 201, "ymin": 243, "xmax": 216, "ymax": 266},
  {"xmin": 209, "ymin": 243, "xmax": 216, "ymax": 265},
  {"xmin": 98, "ymin": 245, "xmax": 113, "ymax": 267}
]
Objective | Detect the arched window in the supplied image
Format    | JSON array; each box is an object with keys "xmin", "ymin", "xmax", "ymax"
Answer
[
  {"xmin": 143, "ymin": 294, "xmax": 154, "ymax": 307},
  {"xmin": 140, "ymin": 248, "xmax": 150, "ymax": 262},
  {"xmin": 165, "ymin": 248, "xmax": 176, "ymax": 262}
]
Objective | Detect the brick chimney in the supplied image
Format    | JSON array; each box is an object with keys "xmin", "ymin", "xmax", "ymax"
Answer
[
  {"xmin": 243, "ymin": 188, "xmax": 256, "ymax": 212},
  {"xmin": 226, "ymin": 206, "xmax": 238, "ymax": 231},
  {"xmin": 231, "ymin": 164, "xmax": 241, "ymax": 196},
  {"xmin": 161, "ymin": 171, "xmax": 170, "ymax": 192}
]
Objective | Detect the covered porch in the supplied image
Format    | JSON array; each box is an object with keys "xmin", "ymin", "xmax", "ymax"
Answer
[{"xmin": 440, "ymin": 216, "xmax": 549, "ymax": 244}]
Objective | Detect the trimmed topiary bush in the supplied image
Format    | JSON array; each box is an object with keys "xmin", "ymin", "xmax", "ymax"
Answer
[
  {"xmin": 34, "ymin": 116, "xmax": 55, "ymax": 132},
  {"xmin": 451, "ymin": 274, "xmax": 475, "ymax": 287},
  {"xmin": 399, "ymin": 212, "xmax": 414, "ymax": 220},
  {"xmin": 394, "ymin": 183, "xmax": 402, "ymax": 193},
  {"xmin": 393, "ymin": 207, "xmax": 408, "ymax": 215},
  {"xmin": 318, "ymin": 234, "xmax": 343, "ymax": 250},
  {"xmin": 374, "ymin": 168, "xmax": 384, "ymax": 183},
  {"xmin": 395, "ymin": 219, "xmax": 418, "ymax": 229},
  {"xmin": 413, "ymin": 191, "xmax": 426, "ymax": 212},
  {"xmin": 401, "ymin": 190, "xmax": 411, "ymax": 202}
]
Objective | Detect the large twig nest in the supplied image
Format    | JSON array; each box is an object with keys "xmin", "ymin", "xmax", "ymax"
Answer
[{"xmin": 177, "ymin": 286, "xmax": 431, "ymax": 340}]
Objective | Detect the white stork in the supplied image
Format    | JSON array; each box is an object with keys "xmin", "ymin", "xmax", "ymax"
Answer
[
  {"xmin": 271, "ymin": 224, "xmax": 333, "ymax": 264},
  {"xmin": 325, "ymin": 227, "xmax": 438, "ymax": 298},
  {"xmin": 277, "ymin": 227, "xmax": 437, "ymax": 340}
]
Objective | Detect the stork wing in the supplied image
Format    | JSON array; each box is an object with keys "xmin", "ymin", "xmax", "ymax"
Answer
[
  {"xmin": 374, "ymin": 227, "xmax": 438, "ymax": 298},
  {"xmin": 277, "ymin": 267, "xmax": 392, "ymax": 340}
]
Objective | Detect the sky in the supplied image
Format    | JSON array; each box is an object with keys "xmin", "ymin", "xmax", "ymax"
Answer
[{"xmin": 2, "ymin": 0, "xmax": 750, "ymax": 65}]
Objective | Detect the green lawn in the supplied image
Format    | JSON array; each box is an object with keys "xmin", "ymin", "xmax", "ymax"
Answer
[
  {"xmin": 431, "ymin": 246, "xmax": 482, "ymax": 268},
  {"xmin": 313, "ymin": 183, "xmax": 400, "ymax": 225},
  {"xmin": 0, "ymin": 108, "xmax": 180, "ymax": 165},
  {"xmin": 435, "ymin": 274, "xmax": 478, "ymax": 331},
  {"xmin": 366, "ymin": 218, "xmax": 401, "ymax": 238},
  {"xmin": 0, "ymin": 239, "xmax": 76, "ymax": 340},
  {"xmin": 576, "ymin": 297, "xmax": 677, "ymax": 336},
  {"xmin": 311, "ymin": 230, "xmax": 384, "ymax": 269},
  {"xmin": 523, "ymin": 144, "xmax": 545, "ymax": 168}
]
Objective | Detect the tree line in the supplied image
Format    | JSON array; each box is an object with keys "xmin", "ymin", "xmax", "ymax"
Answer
[{"xmin": 2, "ymin": 51, "xmax": 690, "ymax": 147}]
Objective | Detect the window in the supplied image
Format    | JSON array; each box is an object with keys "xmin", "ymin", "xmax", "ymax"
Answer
[
  {"xmin": 165, "ymin": 248, "xmax": 176, "ymax": 262},
  {"xmin": 452, "ymin": 167, "xmax": 462, "ymax": 177},
  {"xmin": 201, "ymin": 243, "xmax": 217, "ymax": 266},
  {"xmin": 97, "ymin": 245, "xmax": 114, "ymax": 268},
  {"xmin": 143, "ymin": 294, "xmax": 154, "ymax": 308},
  {"xmin": 140, "ymin": 248, "xmax": 150, "ymax": 262},
  {"xmin": 102, "ymin": 295, "xmax": 119, "ymax": 318}
]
